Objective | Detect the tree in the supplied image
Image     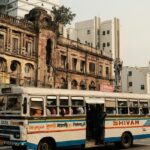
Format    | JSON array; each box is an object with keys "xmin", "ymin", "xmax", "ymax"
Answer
[
  {"xmin": 51, "ymin": 5, "xmax": 76, "ymax": 26},
  {"xmin": 51, "ymin": 5, "xmax": 76, "ymax": 35}
]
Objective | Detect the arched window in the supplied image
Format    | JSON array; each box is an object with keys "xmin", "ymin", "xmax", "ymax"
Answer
[
  {"xmin": 10, "ymin": 60, "xmax": 20, "ymax": 72},
  {"xmin": 80, "ymin": 80, "xmax": 86, "ymax": 90},
  {"xmin": 60, "ymin": 78, "xmax": 67, "ymax": 89},
  {"xmin": 24, "ymin": 63, "xmax": 34, "ymax": 86},
  {"xmin": 0, "ymin": 34, "xmax": 4, "ymax": 50},
  {"xmin": 10, "ymin": 60, "xmax": 21, "ymax": 85},
  {"xmin": 25, "ymin": 63, "xmax": 34, "ymax": 74},
  {"xmin": 71, "ymin": 80, "xmax": 78, "ymax": 89},
  {"xmin": 0, "ymin": 57, "xmax": 7, "ymax": 72},
  {"xmin": 89, "ymin": 81, "xmax": 96, "ymax": 91}
]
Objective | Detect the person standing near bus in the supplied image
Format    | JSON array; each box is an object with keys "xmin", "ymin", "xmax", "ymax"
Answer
[{"xmin": 95, "ymin": 105, "xmax": 107, "ymax": 145}]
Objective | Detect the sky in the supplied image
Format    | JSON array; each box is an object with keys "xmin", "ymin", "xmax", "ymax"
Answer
[{"xmin": 60, "ymin": 0, "xmax": 150, "ymax": 67}]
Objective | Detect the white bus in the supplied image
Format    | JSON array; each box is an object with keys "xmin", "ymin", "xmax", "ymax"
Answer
[{"xmin": 0, "ymin": 86, "xmax": 150, "ymax": 150}]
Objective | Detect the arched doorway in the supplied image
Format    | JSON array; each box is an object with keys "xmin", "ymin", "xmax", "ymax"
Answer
[{"xmin": 46, "ymin": 39, "xmax": 53, "ymax": 70}]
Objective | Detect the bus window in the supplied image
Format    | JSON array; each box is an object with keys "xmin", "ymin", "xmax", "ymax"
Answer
[
  {"xmin": 140, "ymin": 101, "xmax": 149, "ymax": 115},
  {"xmin": 105, "ymin": 99, "xmax": 116, "ymax": 114},
  {"xmin": 46, "ymin": 96, "xmax": 57, "ymax": 116},
  {"xmin": 30, "ymin": 97, "xmax": 43, "ymax": 117},
  {"xmin": 71, "ymin": 97, "xmax": 84, "ymax": 115},
  {"xmin": 59, "ymin": 96, "xmax": 69, "ymax": 116},
  {"xmin": 118, "ymin": 99, "xmax": 128, "ymax": 114},
  {"xmin": 0, "ymin": 96, "xmax": 5, "ymax": 111},
  {"xmin": 129, "ymin": 100, "xmax": 139, "ymax": 114},
  {"xmin": 23, "ymin": 98, "xmax": 27, "ymax": 114},
  {"xmin": 6, "ymin": 96, "xmax": 21, "ymax": 111}
]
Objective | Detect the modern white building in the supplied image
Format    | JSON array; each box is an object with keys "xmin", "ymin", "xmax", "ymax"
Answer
[
  {"xmin": 121, "ymin": 63, "xmax": 150, "ymax": 94},
  {"xmin": 0, "ymin": 0, "xmax": 60, "ymax": 18},
  {"xmin": 67, "ymin": 17, "xmax": 120, "ymax": 60}
]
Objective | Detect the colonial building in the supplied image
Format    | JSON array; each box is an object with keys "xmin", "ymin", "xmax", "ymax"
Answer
[
  {"xmin": 0, "ymin": 7, "xmax": 113, "ymax": 91},
  {"xmin": 67, "ymin": 17, "xmax": 122, "ymax": 92}
]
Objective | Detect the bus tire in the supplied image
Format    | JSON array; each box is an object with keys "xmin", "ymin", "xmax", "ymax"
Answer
[
  {"xmin": 38, "ymin": 138, "xmax": 55, "ymax": 150},
  {"xmin": 120, "ymin": 132, "xmax": 133, "ymax": 149}
]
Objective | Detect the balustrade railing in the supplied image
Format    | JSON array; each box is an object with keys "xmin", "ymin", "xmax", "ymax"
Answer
[{"xmin": 0, "ymin": 13, "xmax": 34, "ymax": 31}]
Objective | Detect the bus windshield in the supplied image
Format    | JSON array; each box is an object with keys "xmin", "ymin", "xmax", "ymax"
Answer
[{"xmin": 0, "ymin": 95, "xmax": 21, "ymax": 114}]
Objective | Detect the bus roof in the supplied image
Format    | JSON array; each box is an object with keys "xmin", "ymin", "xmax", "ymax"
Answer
[{"xmin": 0, "ymin": 86, "xmax": 150, "ymax": 100}]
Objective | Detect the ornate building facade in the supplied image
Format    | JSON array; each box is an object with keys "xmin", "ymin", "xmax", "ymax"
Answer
[{"xmin": 0, "ymin": 7, "xmax": 113, "ymax": 91}]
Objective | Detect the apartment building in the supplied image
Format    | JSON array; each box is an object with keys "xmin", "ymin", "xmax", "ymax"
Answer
[
  {"xmin": 121, "ymin": 63, "xmax": 150, "ymax": 94},
  {"xmin": 0, "ymin": 0, "xmax": 60, "ymax": 18},
  {"xmin": 67, "ymin": 17, "xmax": 120, "ymax": 61}
]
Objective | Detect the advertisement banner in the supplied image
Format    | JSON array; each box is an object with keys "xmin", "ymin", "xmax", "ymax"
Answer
[{"xmin": 100, "ymin": 84, "xmax": 114, "ymax": 92}]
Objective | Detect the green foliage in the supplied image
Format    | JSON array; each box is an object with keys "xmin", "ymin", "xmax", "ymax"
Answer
[{"xmin": 51, "ymin": 5, "xmax": 76, "ymax": 26}]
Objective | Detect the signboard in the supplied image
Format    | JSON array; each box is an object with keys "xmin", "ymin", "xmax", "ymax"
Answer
[{"xmin": 100, "ymin": 84, "xmax": 114, "ymax": 92}]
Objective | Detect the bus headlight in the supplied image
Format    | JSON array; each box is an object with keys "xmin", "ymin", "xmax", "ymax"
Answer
[{"xmin": 14, "ymin": 133, "xmax": 20, "ymax": 139}]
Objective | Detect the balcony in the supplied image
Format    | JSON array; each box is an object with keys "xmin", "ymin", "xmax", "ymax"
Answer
[
  {"xmin": 0, "ymin": 48, "xmax": 36, "ymax": 60},
  {"xmin": 0, "ymin": 13, "xmax": 34, "ymax": 32}
]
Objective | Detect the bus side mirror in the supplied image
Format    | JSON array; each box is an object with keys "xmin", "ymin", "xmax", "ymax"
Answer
[{"xmin": 23, "ymin": 98, "xmax": 27, "ymax": 114}]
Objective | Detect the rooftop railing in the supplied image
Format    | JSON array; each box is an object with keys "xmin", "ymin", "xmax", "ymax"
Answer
[{"xmin": 0, "ymin": 13, "xmax": 34, "ymax": 31}]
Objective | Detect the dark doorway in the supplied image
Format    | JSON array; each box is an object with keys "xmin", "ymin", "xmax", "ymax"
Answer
[
  {"xmin": 86, "ymin": 104, "xmax": 105, "ymax": 145},
  {"xmin": 10, "ymin": 78, "xmax": 17, "ymax": 84}
]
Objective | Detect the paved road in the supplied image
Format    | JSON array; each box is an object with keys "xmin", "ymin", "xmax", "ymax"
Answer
[
  {"xmin": 1, "ymin": 139, "xmax": 150, "ymax": 150},
  {"xmin": 0, "ymin": 145, "xmax": 150, "ymax": 150}
]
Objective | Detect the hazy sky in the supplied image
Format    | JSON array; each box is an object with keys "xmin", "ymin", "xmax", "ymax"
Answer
[{"xmin": 60, "ymin": 0, "xmax": 150, "ymax": 67}]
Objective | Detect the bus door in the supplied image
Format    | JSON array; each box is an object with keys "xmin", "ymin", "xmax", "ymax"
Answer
[
  {"xmin": 94, "ymin": 104, "xmax": 106, "ymax": 144},
  {"xmin": 85, "ymin": 97, "xmax": 105, "ymax": 145}
]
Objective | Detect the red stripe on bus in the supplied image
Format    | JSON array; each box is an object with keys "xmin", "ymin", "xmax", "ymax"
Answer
[{"xmin": 27, "ymin": 128, "xmax": 86, "ymax": 134}]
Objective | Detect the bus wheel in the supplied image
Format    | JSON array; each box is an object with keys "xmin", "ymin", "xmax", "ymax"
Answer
[
  {"xmin": 120, "ymin": 132, "xmax": 133, "ymax": 149},
  {"xmin": 38, "ymin": 139, "xmax": 55, "ymax": 150}
]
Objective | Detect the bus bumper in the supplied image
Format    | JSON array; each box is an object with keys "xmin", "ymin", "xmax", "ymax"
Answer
[{"xmin": 1, "ymin": 140, "xmax": 38, "ymax": 150}]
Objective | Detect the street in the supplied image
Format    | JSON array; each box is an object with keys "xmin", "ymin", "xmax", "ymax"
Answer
[{"xmin": 1, "ymin": 139, "xmax": 150, "ymax": 150}]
